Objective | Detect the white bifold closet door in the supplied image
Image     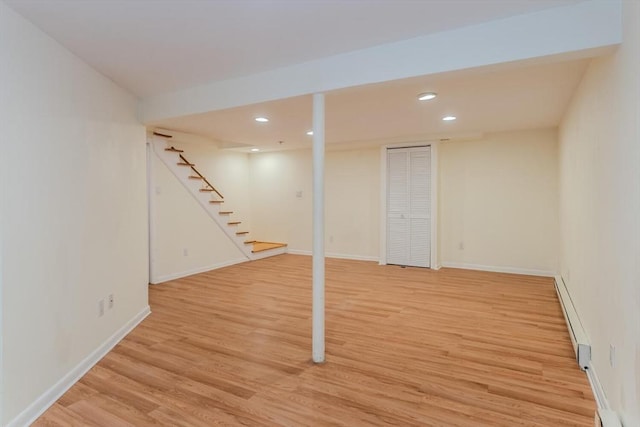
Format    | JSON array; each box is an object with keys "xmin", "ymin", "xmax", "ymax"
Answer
[{"xmin": 386, "ymin": 146, "xmax": 431, "ymax": 268}]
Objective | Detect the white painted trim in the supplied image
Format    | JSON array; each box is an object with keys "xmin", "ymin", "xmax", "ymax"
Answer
[
  {"xmin": 146, "ymin": 141, "xmax": 157, "ymax": 284},
  {"xmin": 586, "ymin": 363, "xmax": 610, "ymax": 411},
  {"xmin": 325, "ymin": 253, "xmax": 378, "ymax": 262},
  {"xmin": 288, "ymin": 249, "xmax": 378, "ymax": 262},
  {"xmin": 554, "ymin": 277, "xmax": 619, "ymax": 423},
  {"xmin": 429, "ymin": 141, "xmax": 439, "ymax": 270},
  {"xmin": 286, "ymin": 249, "xmax": 310, "ymax": 256},
  {"xmin": 250, "ymin": 246, "xmax": 288, "ymax": 260},
  {"xmin": 379, "ymin": 145, "xmax": 387, "ymax": 266},
  {"xmin": 0, "ymin": 231, "xmax": 4, "ymax": 424},
  {"xmin": 151, "ymin": 257, "xmax": 247, "ymax": 284},
  {"xmin": 440, "ymin": 262, "xmax": 555, "ymax": 277},
  {"xmin": 554, "ymin": 275, "xmax": 591, "ymax": 370},
  {"xmin": 6, "ymin": 306, "xmax": 151, "ymax": 427},
  {"xmin": 380, "ymin": 141, "xmax": 439, "ymax": 268},
  {"xmin": 311, "ymin": 93, "xmax": 326, "ymax": 364}
]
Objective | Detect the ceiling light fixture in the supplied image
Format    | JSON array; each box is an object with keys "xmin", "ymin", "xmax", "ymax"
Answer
[
  {"xmin": 255, "ymin": 117, "xmax": 269, "ymax": 123},
  {"xmin": 306, "ymin": 130, "xmax": 313, "ymax": 136},
  {"xmin": 251, "ymin": 148, "xmax": 260, "ymax": 152},
  {"xmin": 442, "ymin": 116, "xmax": 457, "ymax": 121},
  {"xmin": 417, "ymin": 92, "xmax": 437, "ymax": 101}
]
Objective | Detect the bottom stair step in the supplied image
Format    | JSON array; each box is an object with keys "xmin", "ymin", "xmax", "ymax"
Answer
[{"xmin": 251, "ymin": 241, "xmax": 288, "ymax": 253}]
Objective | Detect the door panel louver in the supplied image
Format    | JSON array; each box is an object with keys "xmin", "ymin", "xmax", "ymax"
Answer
[
  {"xmin": 387, "ymin": 151, "xmax": 408, "ymax": 214},
  {"xmin": 387, "ymin": 218, "xmax": 409, "ymax": 265},
  {"xmin": 386, "ymin": 146, "xmax": 431, "ymax": 268}
]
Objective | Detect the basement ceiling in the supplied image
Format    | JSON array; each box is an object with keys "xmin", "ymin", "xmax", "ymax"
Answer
[
  {"xmin": 7, "ymin": 0, "xmax": 595, "ymax": 151},
  {"xmin": 6, "ymin": 0, "xmax": 585, "ymax": 98},
  {"xmin": 151, "ymin": 58, "xmax": 590, "ymax": 151}
]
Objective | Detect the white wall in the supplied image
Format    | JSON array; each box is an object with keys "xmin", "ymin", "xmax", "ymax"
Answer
[
  {"xmin": 439, "ymin": 129, "xmax": 559, "ymax": 275},
  {"xmin": 150, "ymin": 138, "xmax": 248, "ymax": 282},
  {"xmin": 250, "ymin": 133, "xmax": 558, "ymax": 270},
  {"xmin": 249, "ymin": 149, "xmax": 312, "ymax": 251},
  {"xmin": 558, "ymin": 1, "xmax": 640, "ymax": 424},
  {"xmin": 249, "ymin": 147, "xmax": 380, "ymax": 260},
  {"xmin": 0, "ymin": 3, "xmax": 148, "ymax": 424}
]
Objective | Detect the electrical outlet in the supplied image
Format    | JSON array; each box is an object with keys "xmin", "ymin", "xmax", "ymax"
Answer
[
  {"xmin": 610, "ymin": 344, "xmax": 616, "ymax": 368},
  {"xmin": 98, "ymin": 299, "xmax": 105, "ymax": 317},
  {"xmin": 183, "ymin": 248, "xmax": 188, "ymax": 256},
  {"xmin": 108, "ymin": 294, "xmax": 114, "ymax": 309}
]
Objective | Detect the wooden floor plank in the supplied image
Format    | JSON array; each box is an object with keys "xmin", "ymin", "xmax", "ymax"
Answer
[{"xmin": 34, "ymin": 254, "xmax": 595, "ymax": 426}]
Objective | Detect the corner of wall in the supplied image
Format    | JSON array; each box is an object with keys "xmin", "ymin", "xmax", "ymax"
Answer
[{"xmin": 5, "ymin": 307, "xmax": 150, "ymax": 427}]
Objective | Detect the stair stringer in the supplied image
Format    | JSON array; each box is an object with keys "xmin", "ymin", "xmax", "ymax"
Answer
[{"xmin": 150, "ymin": 136, "xmax": 253, "ymax": 260}]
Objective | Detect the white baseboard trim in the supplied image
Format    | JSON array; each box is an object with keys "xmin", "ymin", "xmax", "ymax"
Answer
[
  {"xmin": 250, "ymin": 246, "xmax": 288, "ymax": 260},
  {"xmin": 586, "ymin": 363, "xmax": 610, "ymax": 411},
  {"xmin": 586, "ymin": 364, "xmax": 624, "ymax": 426},
  {"xmin": 151, "ymin": 257, "xmax": 247, "ymax": 284},
  {"xmin": 7, "ymin": 306, "xmax": 151, "ymax": 427},
  {"xmin": 378, "ymin": 261, "xmax": 442, "ymax": 270},
  {"xmin": 287, "ymin": 249, "xmax": 378, "ymax": 262},
  {"xmin": 440, "ymin": 262, "xmax": 555, "ymax": 277}
]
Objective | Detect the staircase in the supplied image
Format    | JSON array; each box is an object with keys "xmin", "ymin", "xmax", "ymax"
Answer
[{"xmin": 151, "ymin": 135, "xmax": 287, "ymax": 261}]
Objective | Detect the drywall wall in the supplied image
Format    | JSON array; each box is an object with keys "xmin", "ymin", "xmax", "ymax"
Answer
[
  {"xmin": 249, "ymin": 149, "xmax": 312, "ymax": 251},
  {"xmin": 150, "ymin": 139, "xmax": 248, "ymax": 283},
  {"xmin": 558, "ymin": 0, "xmax": 640, "ymax": 424},
  {"xmin": 0, "ymin": 3, "xmax": 148, "ymax": 424},
  {"xmin": 250, "ymin": 131, "xmax": 557, "ymax": 270},
  {"xmin": 438, "ymin": 129, "xmax": 559, "ymax": 275},
  {"xmin": 249, "ymin": 147, "xmax": 380, "ymax": 260}
]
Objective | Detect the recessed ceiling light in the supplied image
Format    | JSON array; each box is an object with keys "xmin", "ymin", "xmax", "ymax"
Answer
[
  {"xmin": 417, "ymin": 92, "xmax": 437, "ymax": 101},
  {"xmin": 306, "ymin": 130, "xmax": 313, "ymax": 136},
  {"xmin": 442, "ymin": 116, "xmax": 457, "ymax": 121},
  {"xmin": 251, "ymin": 148, "xmax": 260, "ymax": 152},
  {"xmin": 255, "ymin": 117, "xmax": 269, "ymax": 122}
]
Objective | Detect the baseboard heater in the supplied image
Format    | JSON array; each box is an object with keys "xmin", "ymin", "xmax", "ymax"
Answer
[
  {"xmin": 594, "ymin": 409, "xmax": 622, "ymax": 427},
  {"xmin": 554, "ymin": 275, "xmax": 591, "ymax": 370}
]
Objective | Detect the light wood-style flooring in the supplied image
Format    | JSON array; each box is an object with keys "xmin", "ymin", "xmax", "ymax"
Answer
[
  {"xmin": 35, "ymin": 254, "xmax": 595, "ymax": 426},
  {"xmin": 251, "ymin": 241, "xmax": 287, "ymax": 253}
]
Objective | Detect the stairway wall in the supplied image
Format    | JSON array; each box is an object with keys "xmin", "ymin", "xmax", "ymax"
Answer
[{"xmin": 149, "ymin": 137, "xmax": 250, "ymax": 283}]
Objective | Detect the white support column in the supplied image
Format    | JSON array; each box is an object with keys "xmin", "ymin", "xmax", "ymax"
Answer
[{"xmin": 312, "ymin": 93, "xmax": 325, "ymax": 363}]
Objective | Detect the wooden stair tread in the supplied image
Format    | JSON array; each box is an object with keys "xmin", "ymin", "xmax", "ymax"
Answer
[
  {"xmin": 227, "ymin": 221, "xmax": 241, "ymax": 225},
  {"xmin": 209, "ymin": 200, "xmax": 224, "ymax": 204},
  {"xmin": 244, "ymin": 240, "xmax": 257, "ymax": 245},
  {"xmin": 199, "ymin": 188, "xmax": 214, "ymax": 192},
  {"xmin": 219, "ymin": 211, "xmax": 233, "ymax": 215},
  {"xmin": 188, "ymin": 176, "xmax": 204, "ymax": 180},
  {"xmin": 177, "ymin": 162, "xmax": 195, "ymax": 166},
  {"xmin": 251, "ymin": 241, "xmax": 288, "ymax": 253},
  {"xmin": 236, "ymin": 231, "xmax": 249, "ymax": 235},
  {"xmin": 164, "ymin": 147, "xmax": 183, "ymax": 153}
]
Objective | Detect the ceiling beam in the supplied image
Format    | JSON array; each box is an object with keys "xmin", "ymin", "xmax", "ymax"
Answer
[{"xmin": 140, "ymin": 0, "xmax": 621, "ymax": 124}]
